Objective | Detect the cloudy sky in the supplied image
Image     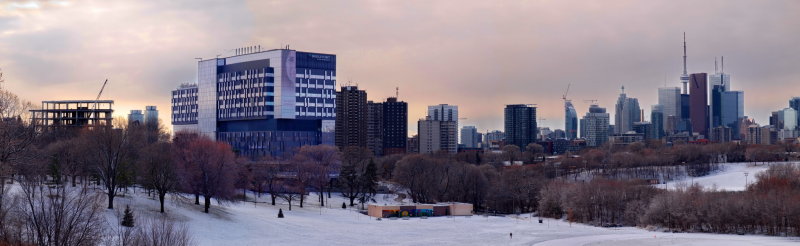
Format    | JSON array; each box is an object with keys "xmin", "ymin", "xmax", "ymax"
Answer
[{"xmin": 1, "ymin": 0, "xmax": 799, "ymax": 135}]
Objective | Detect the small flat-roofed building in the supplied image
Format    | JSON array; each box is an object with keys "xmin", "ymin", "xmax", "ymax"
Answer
[{"xmin": 367, "ymin": 203, "xmax": 473, "ymax": 218}]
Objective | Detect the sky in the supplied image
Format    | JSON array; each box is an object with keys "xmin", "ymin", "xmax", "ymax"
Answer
[{"xmin": 1, "ymin": 0, "xmax": 799, "ymax": 135}]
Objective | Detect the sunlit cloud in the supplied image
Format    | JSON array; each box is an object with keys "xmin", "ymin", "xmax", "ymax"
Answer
[{"xmin": 0, "ymin": 0, "xmax": 798, "ymax": 135}]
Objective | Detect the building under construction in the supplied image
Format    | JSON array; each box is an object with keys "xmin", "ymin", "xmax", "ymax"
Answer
[{"xmin": 29, "ymin": 100, "xmax": 114, "ymax": 130}]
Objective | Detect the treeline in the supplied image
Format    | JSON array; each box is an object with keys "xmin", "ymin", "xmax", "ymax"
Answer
[
  {"xmin": 643, "ymin": 164, "xmax": 800, "ymax": 236},
  {"xmin": 537, "ymin": 164, "xmax": 800, "ymax": 236},
  {"xmin": 389, "ymin": 154, "xmax": 546, "ymax": 213}
]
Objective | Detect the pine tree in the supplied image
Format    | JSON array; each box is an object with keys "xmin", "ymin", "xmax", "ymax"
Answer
[
  {"xmin": 121, "ymin": 205, "xmax": 135, "ymax": 227},
  {"xmin": 278, "ymin": 208, "xmax": 284, "ymax": 218},
  {"xmin": 340, "ymin": 163, "xmax": 361, "ymax": 206},
  {"xmin": 358, "ymin": 159, "xmax": 378, "ymax": 209},
  {"xmin": 342, "ymin": 202, "xmax": 347, "ymax": 209}
]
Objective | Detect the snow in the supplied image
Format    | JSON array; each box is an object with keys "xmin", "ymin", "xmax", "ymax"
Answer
[
  {"xmin": 662, "ymin": 162, "xmax": 798, "ymax": 191},
  {"xmin": 107, "ymin": 188, "xmax": 800, "ymax": 246}
]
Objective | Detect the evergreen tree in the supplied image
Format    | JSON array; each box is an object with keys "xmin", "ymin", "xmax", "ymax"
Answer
[
  {"xmin": 342, "ymin": 202, "xmax": 347, "ymax": 209},
  {"xmin": 121, "ymin": 205, "xmax": 135, "ymax": 227},
  {"xmin": 339, "ymin": 163, "xmax": 361, "ymax": 206},
  {"xmin": 278, "ymin": 208, "xmax": 284, "ymax": 218},
  {"xmin": 358, "ymin": 159, "xmax": 378, "ymax": 209}
]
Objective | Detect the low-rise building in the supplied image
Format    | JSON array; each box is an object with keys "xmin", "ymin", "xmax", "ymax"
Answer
[{"xmin": 367, "ymin": 203, "xmax": 473, "ymax": 218}]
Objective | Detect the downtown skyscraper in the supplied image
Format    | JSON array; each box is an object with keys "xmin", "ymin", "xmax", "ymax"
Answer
[
  {"xmin": 658, "ymin": 87, "xmax": 681, "ymax": 134},
  {"xmin": 614, "ymin": 86, "xmax": 641, "ymax": 134},
  {"xmin": 565, "ymin": 100, "xmax": 578, "ymax": 139},
  {"xmin": 689, "ymin": 73, "xmax": 709, "ymax": 137}
]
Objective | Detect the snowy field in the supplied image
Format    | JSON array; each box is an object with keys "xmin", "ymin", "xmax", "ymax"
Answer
[
  {"xmin": 108, "ymin": 188, "xmax": 800, "ymax": 246},
  {"xmin": 662, "ymin": 162, "xmax": 798, "ymax": 191}
]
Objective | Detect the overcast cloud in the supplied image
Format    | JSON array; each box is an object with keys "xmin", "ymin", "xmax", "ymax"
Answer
[{"xmin": 1, "ymin": 0, "xmax": 799, "ymax": 134}]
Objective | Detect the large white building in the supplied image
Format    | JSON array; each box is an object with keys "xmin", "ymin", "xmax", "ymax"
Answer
[{"xmin": 171, "ymin": 48, "xmax": 337, "ymax": 156}]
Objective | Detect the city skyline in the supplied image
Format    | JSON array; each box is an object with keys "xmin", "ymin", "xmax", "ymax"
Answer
[{"xmin": 2, "ymin": 1, "xmax": 800, "ymax": 135}]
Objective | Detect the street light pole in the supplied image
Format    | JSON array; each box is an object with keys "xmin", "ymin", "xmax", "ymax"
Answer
[{"xmin": 744, "ymin": 172, "xmax": 749, "ymax": 188}]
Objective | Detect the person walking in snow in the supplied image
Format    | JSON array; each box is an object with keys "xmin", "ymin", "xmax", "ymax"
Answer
[{"xmin": 509, "ymin": 232, "xmax": 513, "ymax": 239}]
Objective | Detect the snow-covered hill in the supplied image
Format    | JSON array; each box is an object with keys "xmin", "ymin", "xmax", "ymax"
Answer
[
  {"xmin": 662, "ymin": 162, "xmax": 798, "ymax": 191},
  {"xmin": 108, "ymin": 189, "xmax": 800, "ymax": 246}
]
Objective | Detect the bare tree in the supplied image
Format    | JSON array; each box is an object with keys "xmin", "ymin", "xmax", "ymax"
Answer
[
  {"xmin": 502, "ymin": 145, "xmax": 521, "ymax": 163},
  {"xmin": 525, "ymin": 143, "xmax": 545, "ymax": 163},
  {"xmin": 276, "ymin": 180, "xmax": 301, "ymax": 211},
  {"xmin": 83, "ymin": 122, "xmax": 135, "ymax": 209},
  {"xmin": 172, "ymin": 132, "xmax": 203, "ymax": 205},
  {"xmin": 250, "ymin": 158, "xmax": 281, "ymax": 206},
  {"xmin": 180, "ymin": 135, "xmax": 237, "ymax": 213},
  {"xmin": 112, "ymin": 216, "xmax": 194, "ymax": 246},
  {"xmin": 340, "ymin": 147, "xmax": 371, "ymax": 206},
  {"xmin": 140, "ymin": 142, "xmax": 178, "ymax": 213},
  {"xmin": 292, "ymin": 145, "xmax": 340, "ymax": 207},
  {"xmin": 16, "ymin": 177, "xmax": 106, "ymax": 246}
]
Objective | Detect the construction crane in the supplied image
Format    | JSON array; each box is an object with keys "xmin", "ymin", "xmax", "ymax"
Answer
[
  {"xmin": 92, "ymin": 79, "xmax": 109, "ymax": 119},
  {"xmin": 561, "ymin": 83, "xmax": 571, "ymax": 101}
]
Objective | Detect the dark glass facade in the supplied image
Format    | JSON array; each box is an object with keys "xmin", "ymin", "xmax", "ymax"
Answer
[
  {"xmin": 295, "ymin": 52, "xmax": 336, "ymax": 120},
  {"xmin": 651, "ymin": 109, "xmax": 664, "ymax": 139},
  {"xmin": 689, "ymin": 73, "xmax": 708, "ymax": 137},
  {"xmin": 383, "ymin": 97, "xmax": 408, "ymax": 155},
  {"xmin": 504, "ymin": 104, "xmax": 538, "ymax": 149},
  {"xmin": 217, "ymin": 62, "xmax": 275, "ymax": 121}
]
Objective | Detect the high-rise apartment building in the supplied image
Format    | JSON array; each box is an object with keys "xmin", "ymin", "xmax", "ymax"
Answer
[
  {"xmin": 382, "ymin": 97, "xmax": 408, "ymax": 155},
  {"xmin": 689, "ymin": 73, "xmax": 708, "ymax": 137},
  {"xmin": 366, "ymin": 100, "xmax": 383, "ymax": 156},
  {"xmin": 504, "ymin": 104, "xmax": 538, "ymax": 148},
  {"xmin": 581, "ymin": 104, "xmax": 610, "ymax": 147},
  {"xmin": 418, "ymin": 117, "xmax": 457, "ymax": 154},
  {"xmin": 365, "ymin": 97, "xmax": 408, "ymax": 156},
  {"xmin": 335, "ymin": 86, "xmax": 368, "ymax": 149},
  {"xmin": 565, "ymin": 100, "xmax": 578, "ymax": 139},
  {"xmin": 144, "ymin": 105, "xmax": 158, "ymax": 129},
  {"xmin": 128, "ymin": 110, "xmax": 144, "ymax": 126},
  {"xmin": 614, "ymin": 86, "xmax": 640, "ymax": 134},
  {"xmin": 419, "ymin": 104, "xmax": 458, "ymax": 153},
  {"xmin": 460, "ymin": 126, "xmax": 479, "ymax": 148},
  {"xmin": 171, "ymin": 48, "xmax": 336, "ymax": 157}
]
